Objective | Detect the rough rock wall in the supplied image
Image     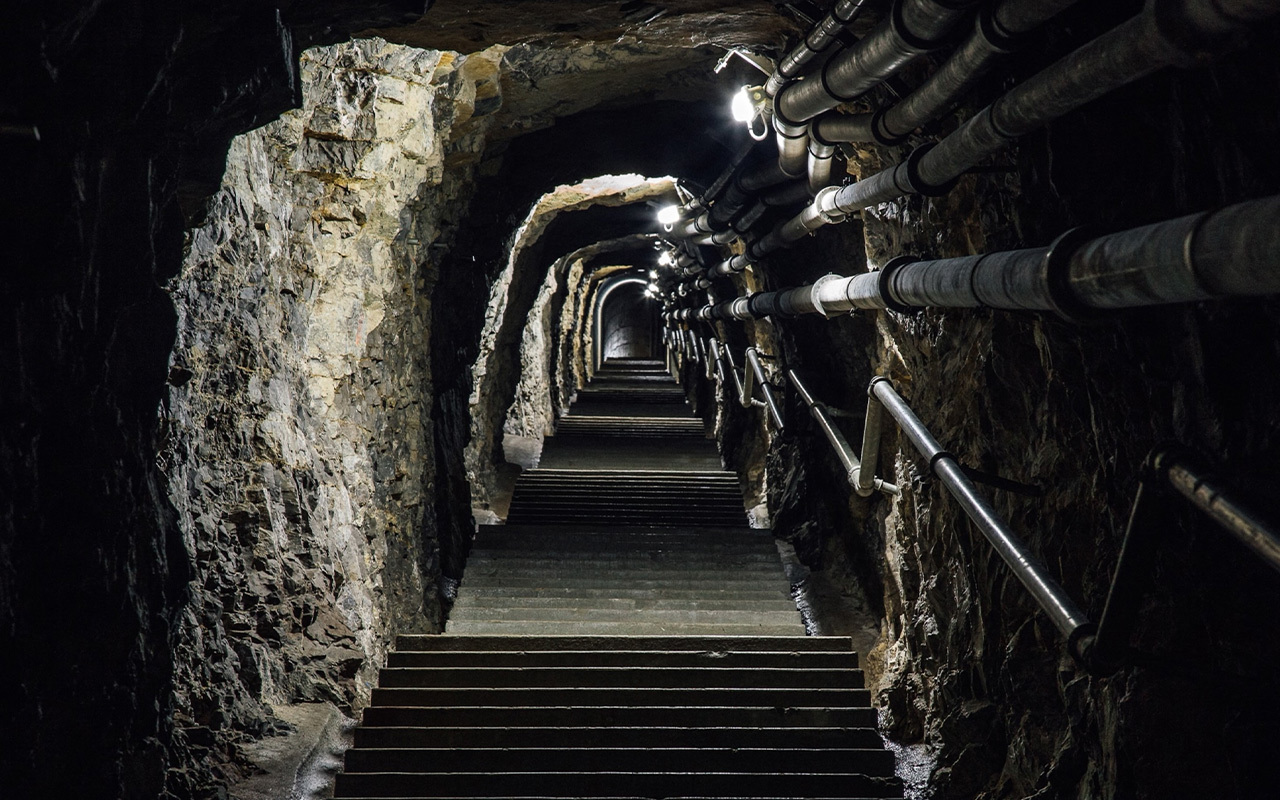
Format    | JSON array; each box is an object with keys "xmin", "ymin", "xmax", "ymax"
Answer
[
  {"xmin": 163, "ymin": 38, "xmax": 502, "ymax": 795},
  {"xmin": 465, "ymin": 176, "xmax": 673, "ymax": 513},
  {"xmin": 1, "ymin": 4, "xmax": 425, "ymax": 799},
  {"xmin": 729, "ymin": 15, "xmax": 1280, "ymax": 800}
]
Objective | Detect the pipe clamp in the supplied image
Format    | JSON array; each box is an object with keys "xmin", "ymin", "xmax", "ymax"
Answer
[
  {"xmin": 1042, "ymin": 226, "xmax": 1103, "ymax": 323},
  {"xmin": 814, "ymin": 185, "xmax": 848, "ymax": 225},
  {"xmin": 878, "ymin": 255, "xmax": 924, "ymax": 313},
  {"xmin": 809, "ymin": 273, "xmax": 843, "ymax": 318}
]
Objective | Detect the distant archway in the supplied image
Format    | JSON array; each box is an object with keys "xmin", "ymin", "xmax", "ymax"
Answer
[{"xmin": 591, "ymin": 275, "xmax": 659, "ymax": 369}]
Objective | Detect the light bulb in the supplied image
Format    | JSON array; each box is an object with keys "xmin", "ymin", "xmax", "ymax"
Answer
[
  {"xmin": 658, "ymin": 251, "xmax": 675, "ymax": 267},
  {"xmin": 647, "ymin": 282, "xmax": 660, "ymax": 294},
  {"xmin": 648, "ymin": 270, "xmax": 658, "ymax": 279},
  {"xmin": 731, "ymin": 87, "xmax": 755, "ymax": 123},
  {"xmin": 656, "ymin": 205, "xmax": 681, "ymax": 226}
]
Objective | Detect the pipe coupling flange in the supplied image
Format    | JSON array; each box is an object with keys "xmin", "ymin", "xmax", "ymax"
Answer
[
  {"xmin": 1042, "ymin": 226, "xmax": 1104, "ymax": 323},
  {"xmin": 814, "ymin": 185, "xmax": 849, "ymax": 226},
  {"xmin": 870, "ymin": 107, "xmax": 910, "ymax": 147},
  {"xmin": 977, "ymin": 6, "xmax": 1021, "ymax": 53},
  {"xmin": 773, "ymin": 114, "xmax": 808, "ymax": 139},
  {"xmin": 891, "ymin": 0, "xmax": 965, "ymax": 52},
  {"xmin": 809, "ymin": 273, "xmax": 844, "ymax": 318},
  {"xmin": 904, "ymin": 143, "xmax": 961, "ymax": 197},
  {"xmin": 878, "ymin": 255, "xmax": 924, "ymax": 314}
]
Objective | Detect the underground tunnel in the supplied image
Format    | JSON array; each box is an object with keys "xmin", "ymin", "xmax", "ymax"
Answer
[{"xmin": 5, "ymin": 1, "xmax": 1280, "ymax": 798}]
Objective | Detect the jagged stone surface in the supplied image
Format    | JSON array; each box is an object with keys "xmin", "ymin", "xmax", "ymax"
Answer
[
  {"xmin": 163, "ymin": 38, "xmax": 501, "ymax": 795},
  {"xmin": 464, "ymin": 175, "xmax": 674, "ymax": 513}
]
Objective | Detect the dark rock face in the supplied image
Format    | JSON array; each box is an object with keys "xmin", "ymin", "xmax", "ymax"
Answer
[
  {"xmin": 2, "ymin": 4, "xmax": 427, "ymax": 799},
  {"xmin": 739, "ymin": 12, "xmax": 1280, "ymax": 799}
]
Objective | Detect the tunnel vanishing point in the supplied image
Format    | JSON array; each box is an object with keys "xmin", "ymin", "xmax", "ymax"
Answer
[{"xmin": 4, "ymin": 1, "xmax": 1280, "ymax": 799}]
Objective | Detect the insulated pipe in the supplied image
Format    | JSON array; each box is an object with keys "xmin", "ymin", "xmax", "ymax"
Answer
[
  {"xmin": 759, "ymin": 0, "xmax": 1280, "ymax": 254},
  {"xmin": 806, "ymin": 137, "xmax": 838, "ymax": 196},
  {"xmin": 727, "ymin": 193, "xmax": 1280, "ymax": 318},
  {"xmin": 774, "ymin": 118, "xmax": 810, "ymax": 178},
  {"xmin": 775, "ymin": 0, "xmax": 978, "ymax": 126},
  {"xmin": 759, "ymin": 180, "xmax": 815, "ymax": 208},
  {"xmin": 746, "ymin": 348, "xmax": 784, "ymax": 429},
  {"xmin": 812, "ymin": 112, "xmax": 875, "ymax": 144},
  {"xmin": 790, "ymin": 370, "xmax": 899, "ymax": 496},
  {"xmin": 706, "ymin": 192, "xmax": 1280, "ymax": 316},
  {"xmin": 677, "ymin": 160, "xmax": 794, "ymax": 239},
  {"xmin": 872, "ymin": 0, "xmax": 1082, "ymax": 142},
  {"xmin": 870, "ymin": 377, "xmax": 1094, "ymax": 655},
  {"xmin": 766, "ymin": 0, "xmax": 872, "ymax": 97}
]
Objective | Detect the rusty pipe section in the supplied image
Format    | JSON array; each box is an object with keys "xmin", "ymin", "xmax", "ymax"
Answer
[
  {"xmin": 756, "ymin": 0, "xmax": 1280, "ymax": 256},
  {"xmin": 870, "ymin": 377, "xmax": 1094, "ymax": 656},
  {"xmin": 695, "ymin": 193, "xmax": 1280, "ymax": 320},
  {"xmin": 789, "ymin": 370, "xmax": 899, "ymax": 497}
]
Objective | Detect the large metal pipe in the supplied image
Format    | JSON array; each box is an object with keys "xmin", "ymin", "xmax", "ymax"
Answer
[
  {"xmin": 806, "ymin": 136, "xmax": 838, "ymax": 195},
  {"xmin": 705, "ymin": 193, "xmax": 1280, "ymax": 320},
  {"xmin": 775, "ymin": 0, "xmax": 978, "ymax": 127},
  {"xmin": 815, "ymin": 0, "xmax": 1083, "ymax": 144},
  {"xmin": 870, "ymin": 377, "xmax": 1093, "ymax": 654},
  {"xmin": 766, "ymin": 0, "xmax": 872, "ymax": 97},
  {"xmin": 758, "ymin": 0, "xmax": 1280, "ymax": 254}
]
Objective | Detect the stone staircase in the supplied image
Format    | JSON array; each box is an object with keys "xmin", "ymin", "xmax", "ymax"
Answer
[{"xmin": 334, "ymin": 357, "xmax": 903, "ymax": 799}]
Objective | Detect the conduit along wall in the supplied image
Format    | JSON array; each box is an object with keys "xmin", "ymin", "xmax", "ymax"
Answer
[{"xmin": 644, "ymin": 1, "xmax": 1280, "ymax": 798}]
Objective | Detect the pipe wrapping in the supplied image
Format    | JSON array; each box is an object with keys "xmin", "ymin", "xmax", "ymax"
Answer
[{"xmin": 776, "ymin": 0, "xmax": 976, "ymax": 125}]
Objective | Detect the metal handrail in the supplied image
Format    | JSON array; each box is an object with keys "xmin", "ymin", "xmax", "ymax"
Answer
[
  {"xmin": 869, "ymin": 376, "xmax": 1096, "ymax": 663},
  {"xmin": 1088, "ymin": 444, "xmax": 1280, "ymax": 671},
  {"xmin": 745, "ymin": 348, "xmax": 785, "ymax": 430},
  {"xmin": 788, "ymin": 369, "xmax": 898, "ymax": 497}
]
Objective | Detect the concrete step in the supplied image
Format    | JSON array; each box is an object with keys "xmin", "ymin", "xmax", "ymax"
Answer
[
  {"xmin": 395, "ymin": 635, "xmax": 850, "ymax": 651},
  {"xmin": 368, "ymin": 687, "xmax": 870, "ymax": 708},
  {"xmin": 384, "ymin": 650, "xmax": 859, "ymax": 669},
  {"xmin": 443, "ymin": 621, "xmax": 806, "ymax": 635},
  {"xmin": 465, "ymin": 548, "xmax": 779, "ymax": 562},
  {"xmin": 445, "ymin": 586, "xmax": 794, "ymax": 601},
  {"xmin": 460, "ymin": 558, "xmax": 782, "ymax": 574},
  {"xmin": 457, "ymin": 575, "xmax": 791, "ymax": 591},
  {"xmin": 343, "ymin": 747, "xmax": 895, "ymax": 774},
  {"xmin": 351, "ymin": 725, "xmax": 882, "ymax": 749},
  {"xmin": 448, "ymin": 597, "xmax": 797, "ymax": 612},
  {"xmin": 333, "ymin": 770, "xmax": 902, "ymax": 798},
  {"xmin": 376, "ymin": 666, "xmax": 864, "ymax": 689},
  {"xmin": 361, "ymin": 705, "xmax": 877, "ymax": 729},
  {"xmin": 446, "ymin": 608, "xmax": 800, "ymax": 626}
]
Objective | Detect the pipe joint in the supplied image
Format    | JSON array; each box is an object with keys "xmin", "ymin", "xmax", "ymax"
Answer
[
  {"xmin": 977, "ymin": 4, "xmax": 1022, "ymax": 53},
  {"xmin": 879, "ymin": 255, "xmax": 925, "ymax": 313},
  {"xmin": 1042, "ymin": 226, "xmax": 1104, "ymax": 322},
  {"xmin": 813, "ymin": 185, "xmax": 849, "ymax": 226},
  {"xmin": 809, "ymin": 273, "xmax": 845, "ymax": 318},
  {"xmin": 892, "ymin": 0, "xmax": 969, "ymax": 51},
  {"xmin": 870, "ymin": 107, "xmax": 911, "ymax": 146},
  {"xmin": 905, "ymin": 142, "xmax": 962, "ymax": 196},
  {"xmin": 1152, "ymin": 0, "xmax": 1246, "ymax": 64}
]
